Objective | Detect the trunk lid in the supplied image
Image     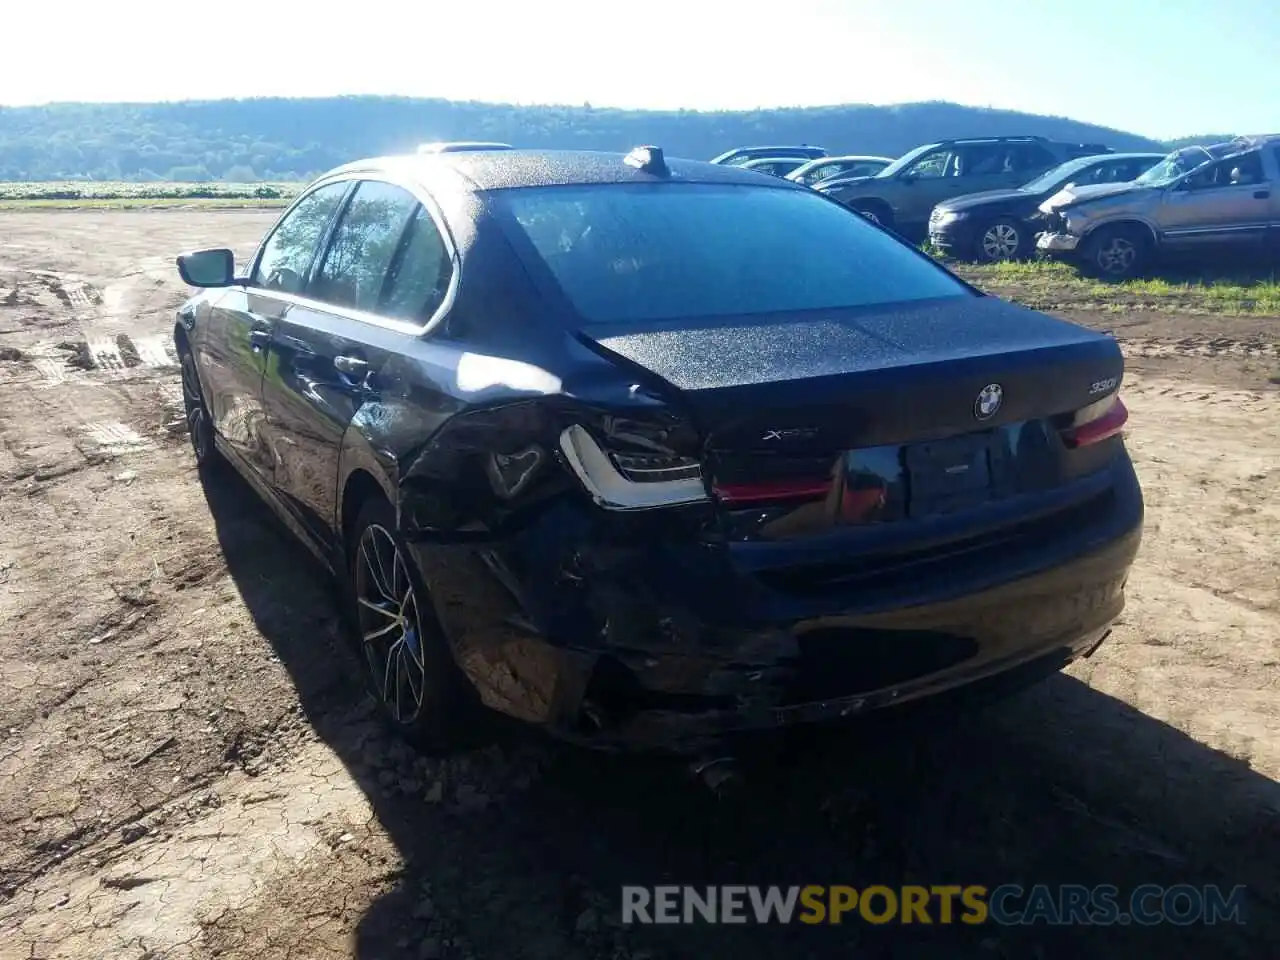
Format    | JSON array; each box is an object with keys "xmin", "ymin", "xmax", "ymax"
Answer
[{"xmin": 579, "ymin": 295, "xmax": 1124, "ymax": 539}]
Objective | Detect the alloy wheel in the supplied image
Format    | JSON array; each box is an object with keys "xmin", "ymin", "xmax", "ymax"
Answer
[
  {"xmin": 980, "ymin": 222, "xmax": 1021, "ymax": 261},
  {"xmin": 354, "ymin": 523, "xmax": 427, "ymax": 725},
  {"xmin": 181, "ymin": 354, "xmax": 211, "ymax": 462},
  {"xmin": 1096, "ymin": 236, "xmax": 1137, "ymax": 276}
]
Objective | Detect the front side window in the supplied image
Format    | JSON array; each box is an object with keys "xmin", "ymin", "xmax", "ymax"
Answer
[
  {"xmin": 906, "ymin": 148, "xmax": 954, "ymax": 179},
  {"xmin": 252, "ymin": 182, "xmax": 348, "ymax": 294},
  {"xmin": 498, "ymin": 183, "xmax": 969, "ymax": 325},
  {"xmin": 311, "ymin": 181, "xmax": 419, "ymax": 312},
  {"xmin": 1183, "ymin": 151, "xmax": 1264, "ymax": 191},
  {"xmin": 1069, "ymin": 161, "xmax": 1114, "ymax": 187}
]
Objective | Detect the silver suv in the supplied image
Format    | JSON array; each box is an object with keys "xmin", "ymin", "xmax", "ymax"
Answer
[{"xmin": 1036, "ymin": 136, "xmax": 1280, "ymax": 278}]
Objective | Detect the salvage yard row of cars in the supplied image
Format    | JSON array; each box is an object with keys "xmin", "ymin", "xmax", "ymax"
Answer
[{"xmin": 711, "ymin": 134, "xmax": 1280, "ymax": 278}]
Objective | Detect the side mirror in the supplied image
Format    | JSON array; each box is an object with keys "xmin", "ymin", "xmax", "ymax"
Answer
[
  {"xmin": 177, "ymin": 248, "xmax": 236, "ymax": 288},
  {"xmin": 898, "ymin": 173, "xmax": 916, "ymax": 185}
]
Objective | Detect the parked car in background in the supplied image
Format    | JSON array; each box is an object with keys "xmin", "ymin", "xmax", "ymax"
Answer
[
  {"xmin": 740, "ymin": 156, "xmax": 809, "ymax": 178},
  {"xmin": 822, "ymin": 136, "xmax": 1113, "ymax": 241},
  {"xmin": 929, "ymin": 152, "xmax": 1164, "ymax": 262},
  {"xmin": 1036, "ymin": 135, "xmax": 1279, "ymax": 278},
  {"xmin": 787, "ymin": 155, "xmax": 894, "ymax": 187},
  {"xmin": 173, "ymin": 145, "xmax": 1142, "ymax": 755},
  {"xmin": 710, "ymin": 145, "xmax": 826, "ymax": 166}
]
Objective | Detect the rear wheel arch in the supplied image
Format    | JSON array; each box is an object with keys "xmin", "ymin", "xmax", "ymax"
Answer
[
  {"xmin": 340, "ymin": 468, "xmax": 392, "ymax": 550},
  {"xmin": 336, "ymin": 419, "xmax": 402, "ymax": 552}
]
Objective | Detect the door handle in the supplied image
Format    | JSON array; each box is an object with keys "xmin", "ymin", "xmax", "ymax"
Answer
[
  {"xmin": 334, "ymin": 354, "xmax": 370, "ymax": 377},
  {"xmin": 248, "ymin": 328, "xmax": 273, "ymax": 352},
  {"xmin": 1253, "ymin": 190, "xmax": 1270, "ymax": 199}
]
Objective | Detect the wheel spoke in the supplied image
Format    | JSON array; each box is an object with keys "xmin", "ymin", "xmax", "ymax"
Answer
[
  {"xmin": 392, "ymin": 546, "xmax": 406, "ymax": 599},
  {"xmin": 373, "ymin": 532, "xmax": 398, "ymax": 599},
  {"xmin": 357, "ymin": 595, "xmax": 399, "ymax": 619},
  {"xmin": 393, "ymin": 644, "xmax": 411, "ymax": 720},
  {"xmin": 401, "ymin": 650, "xmax": 423, "ymax": 709},
  {"xmin": 360, "ymin": 539, "xmax": 395, "ymax": 603},
  {"xmin": 363, "ymin": 618, "xmax": 403, "ymax": 643},
  {"xmin": 382, "ymin": 635, "xmax": 404, "ymax": 705},
  {"xmin": 402, "ymin": 593, "xmax": 425, "ymax": 669}
]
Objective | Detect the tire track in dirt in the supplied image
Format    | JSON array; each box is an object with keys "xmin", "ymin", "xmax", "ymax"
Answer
[
  {"xmin": 2, "ymin": 213, "xmax": 1278, "ymax": 960},
  {"xmin": 0, "ymin": 214, "xmax": 330, "ymax": 957}
]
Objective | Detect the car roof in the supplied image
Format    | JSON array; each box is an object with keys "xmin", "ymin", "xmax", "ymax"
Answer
[
  {"xmin": 711, "ymin": 145, "xmax": 825, "ymax": 159},
  {"xmin": 801, "ymin": 155, "xmax": 893, "ymax": 164},
  {"xmin": 741, "ymin": 156, "xmax": 805, "ymax": 166},
  {"xmin": 325, "ymin": 149, "xmax": 804, "ymax": 193},
  {"xmin": 1073, "ymin": 151, "xmax": 1165, "ymax": 161}
]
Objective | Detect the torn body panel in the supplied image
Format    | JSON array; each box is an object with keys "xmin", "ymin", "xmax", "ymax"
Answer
[{"xmin": 401, "ymin": 408, "xmax": 1142, "ymax": 752}]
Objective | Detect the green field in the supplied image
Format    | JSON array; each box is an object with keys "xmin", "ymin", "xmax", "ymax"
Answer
[
  {"xmin": 952, "ymin": 258, "xmax": 1280, "ymax": 316},
  {"xmin": 0, "ymin": 181, "xmax": 301, "ymax": 209}
]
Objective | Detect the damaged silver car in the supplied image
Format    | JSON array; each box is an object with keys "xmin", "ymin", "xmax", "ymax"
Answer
[{"xmin": 1035, "ymin": 136, "xmax": 1280, "ymax": 278}]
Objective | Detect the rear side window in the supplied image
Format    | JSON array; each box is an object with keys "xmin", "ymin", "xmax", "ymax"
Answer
[
  {"xmin": 1011, "ymin": 143, "xmax": 1057, "ymax": 171},
  {"xmin": 311, "ymin": 181, "xmax": 418, "ymax": 312},
  {"xmin": 498, "ymin": 183, "xmax": 968, "ymax": 325},
  {"xmin": 381, "ymin": 207, "xmax": 453, "ymax": 322},
  {"xmin": 253, "ymin": 182, "xmax": 348, "ymax": 293}
]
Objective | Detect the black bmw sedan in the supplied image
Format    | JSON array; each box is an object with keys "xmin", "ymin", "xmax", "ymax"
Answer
[
  {"xmin": 928, "ymin": 152, "xmax": 1164, "ymax": 262},
  {"xmin": 173, "ymin": 145, "xmax": 1143, "ymax": 755}
]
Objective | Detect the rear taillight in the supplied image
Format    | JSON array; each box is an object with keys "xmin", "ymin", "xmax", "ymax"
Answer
[
  {"xmin": 558, "ymin": 425, "xmax": 708, "ymax": 510},
  {"xmin": 1061, "ymin": 393, "xmax": 1129, "ymax": 448},
  {"xmin": 713, "ymin": 477, "xmax": 832, "ymax": 505},
  {"xmin": 607, "ymin": 450, "xmax": 702, "ymax": 484}
]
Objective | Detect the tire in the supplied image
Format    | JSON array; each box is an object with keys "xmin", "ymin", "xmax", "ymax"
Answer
[
  {"xmin": 180, "ymin": 349, "xmax": 222, "ymax": 471},
  {"xmin": 974, "ymin": 217, "xmax": 1029, "ymax": 263},
  {"xmin": 1081, "ymin": 224, "xmax": 1148, "ymax": 280},
  {"xmin": 849, "ymin": 201, "xmax": 894, "ymax": 231},
  {"xmin": 347, "ymin": 496, "xmax": 481, "ymax": 753}
]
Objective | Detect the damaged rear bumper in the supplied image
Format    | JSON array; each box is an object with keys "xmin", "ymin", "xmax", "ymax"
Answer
[{"xmin": 407, "ymin": 463, "xmax": 1142, "ymax": 755}]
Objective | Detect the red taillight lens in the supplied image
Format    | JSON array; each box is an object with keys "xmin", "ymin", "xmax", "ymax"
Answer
[
  {"xmin": 713, "ymin": 477, "xmax": 832, "ymax": 505},
  {"xmin": 1062, "ymin": 394, "xmax": 1129, "ymax": 449}
]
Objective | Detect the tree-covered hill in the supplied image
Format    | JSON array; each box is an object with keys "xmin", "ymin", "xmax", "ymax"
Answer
[{"xmin": 0, "ymin": 96, "xmax": 1167, "ymax": 182}]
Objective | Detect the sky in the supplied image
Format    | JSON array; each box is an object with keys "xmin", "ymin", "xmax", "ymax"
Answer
[{"xmin": 0, "ymin": 0, "xmax": 1274, "ymax": 139}]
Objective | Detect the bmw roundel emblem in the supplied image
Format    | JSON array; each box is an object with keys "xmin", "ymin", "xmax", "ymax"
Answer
[{"xmin": 974, "ymin": 383, "xmax": 1003, "ymax": 420}]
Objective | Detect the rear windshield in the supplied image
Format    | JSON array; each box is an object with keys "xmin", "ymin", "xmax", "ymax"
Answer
[{"xmin": 495, "ymin": 183, "xmax": 969, "ymax": 324}]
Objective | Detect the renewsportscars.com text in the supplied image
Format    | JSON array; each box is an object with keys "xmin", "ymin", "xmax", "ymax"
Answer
[{"xmin": 621, "ymin": 884, "xmax": 1247, "ymax": 926}]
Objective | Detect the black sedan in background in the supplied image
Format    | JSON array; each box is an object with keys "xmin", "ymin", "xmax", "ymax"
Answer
[
  {"xmin": 173, "ymin": 145, "xmax": 1142, "ymax": 757},
  {"xmin": 928, "ymin": 152, "xmax": 1165, "ymax": 262}
]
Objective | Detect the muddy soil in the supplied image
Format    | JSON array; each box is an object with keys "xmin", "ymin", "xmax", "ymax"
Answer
[{"xmin": 0, "ymin": 211, "xmax": 1276, "ymax": 960}]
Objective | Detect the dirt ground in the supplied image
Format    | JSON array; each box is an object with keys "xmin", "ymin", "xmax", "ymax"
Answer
[{"xmin": 0, "ymin": 210, "xmax": 1276, "ymax": 960}]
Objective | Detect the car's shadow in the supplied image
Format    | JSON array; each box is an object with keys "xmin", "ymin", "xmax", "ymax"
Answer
[{"xmin": 201, "ymin": 465, "xmax": 1278, "ymax": 960}]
